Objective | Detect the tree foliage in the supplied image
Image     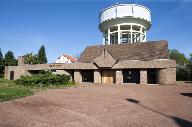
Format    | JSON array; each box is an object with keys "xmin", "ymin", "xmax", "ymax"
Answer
[
  {"xmin": 24, "ymin": 53, "xmax": 38, "ymax": 64},
  {"xmin": 169, "ymin": 49, "xmax": 191, "ymax": 81},
  {"xmin": 37, "ymin": 45, "xmax": 47, "ymax": 64},
  {"xmin": 4, "ymin": 50, "xmax": 17, "ymax": 66},
  {"xmin": 169, "ymin": 49, "xmax": 188, "ymax": 65},
  {"xmin": 187, "ymin": 54, "xmax": 192, "ymax": 80},
  {"xmin": 0, "ymin": 48, "xmax": 4, "ymax": 77},
  {"xmin": 0, "ymin": 48, "xmax": 3, "ymax": 61}
]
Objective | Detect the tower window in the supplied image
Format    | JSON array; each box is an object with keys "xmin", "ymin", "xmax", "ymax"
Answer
[
  {"xmin": 110, "ymin": 26, "xmax": 118, "ymax": 32},
  {"xmin": 132, "ymin": 25, "xmax": 140, "ymax": 31},
  {"xmin": 110, "ymin": 32, "xmax": 118, "ymax": 44},
  {"xmin": 120, "ymin": 25, "xmax": 131, "ymax": 30},
  {"xmin": 121, "ymin": 32, "xmax": 131, "ymax": 43}
]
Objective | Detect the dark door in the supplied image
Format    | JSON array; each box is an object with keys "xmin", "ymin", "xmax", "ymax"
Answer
[
  {"xmin": 10, "ymin": 71, "xmax": 14, "ymax": 80},
  {"xmin": 81, "ymin": 70, "xmax": 93, "ymax": 82},
  {"xmin": 147, "ymin": 69, "xmax": 157, "ymax": 84},
  {"xmin": 123, "ymin": 69, "xmax": 140, "ymax": 84}
]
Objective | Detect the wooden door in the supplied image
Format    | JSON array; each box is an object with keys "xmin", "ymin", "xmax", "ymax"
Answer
[{"xmin": 102, "ymin": 70, "xmax": 114, "ymax": 84}]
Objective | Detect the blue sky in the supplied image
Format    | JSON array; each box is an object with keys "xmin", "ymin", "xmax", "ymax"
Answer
[{"xmin": 0, "ymin": 0, "xmax": 191, "ymax": 63}]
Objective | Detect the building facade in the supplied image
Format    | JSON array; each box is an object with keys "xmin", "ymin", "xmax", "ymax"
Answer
[
  {"xmin": 55, "ymin": 54, "xmax": 77, "ymax": 64},
  {"xmin": 4, "ymin": 4, "xmax": 176, "ymax": 85}
]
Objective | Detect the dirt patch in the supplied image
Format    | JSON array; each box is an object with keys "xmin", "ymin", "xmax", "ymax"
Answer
[{"xmin": 0, "ymin": 85, "xmax": 192, "ymax": 127}]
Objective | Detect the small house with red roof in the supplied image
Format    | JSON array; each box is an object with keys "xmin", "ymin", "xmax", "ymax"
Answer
[{"xmin": 55, "ymin": 54, "xmax": 77, "ymax": 64}]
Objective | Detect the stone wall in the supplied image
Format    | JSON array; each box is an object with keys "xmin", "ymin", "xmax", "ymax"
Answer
[
  {"xmin": 113, "ymin": 59, "xmax": 176, "ymax": 69},
  {"xmin": 140, "ymin": 69, "xmax": 147, "ymax": 85},
  {"xmin": 94, "ymin": 70, "xmax": 101, "ymax": 83},
  {"xmin": 4, "ymin": 66, "xmax": 30, "ymax": 80},
  {"xmin": 116, "ymin": 70, "xmax": 123, "ymax": 84},
  {"xmin": 18, "ymin": 56, "xmax": 25, "ymax": 66},
  {"xmin": 74, "ymin": 70, "xmax": 82, "ymax": 83},
  {"xmin": 158, "ymin": 67, "xmax": 176, "ymax": 85},
  {"xmin": 4, "ymin": 59, "xmax": 176, "ymax": 85}
]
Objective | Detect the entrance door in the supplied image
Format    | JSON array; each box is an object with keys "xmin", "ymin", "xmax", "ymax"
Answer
[
  {"xmin": 147, "ymin": 69, "xmax": 157, "ymax": 84},
  {"xmin": 10, "ymin": 71, "xmax": 14, "ymax": 80},
  {"xmin": 102, "ymin": 70, "xmax": 115, "ymax": 84},
  {"xmin": 81, "ymin": 70, "xmax": 93, "ymax": 82}
]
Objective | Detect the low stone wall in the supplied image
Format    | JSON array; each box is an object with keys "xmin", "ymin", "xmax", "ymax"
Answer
[
  {"xmin": 4, "ymin": 66, "xmax": 31, "ymax": 80},
  {"xmin": 4, "ymin": 59, "xmax": 176, "ymax": 85},
  {"xmin": 158, "ymin": 68, "xmax": 176, "ymax": 85}
]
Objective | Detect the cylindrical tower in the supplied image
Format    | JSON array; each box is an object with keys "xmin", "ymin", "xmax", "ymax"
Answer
[{"xmin": 99, "ymin": 4, "xmax": 151, "ymax": 45}]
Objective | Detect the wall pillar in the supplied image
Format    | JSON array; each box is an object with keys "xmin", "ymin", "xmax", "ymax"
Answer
[
  {"xmin": 18, "ymin": 56, "xmax": 25, "ymax": 66},
  {"xmin": 158, "ymin": 68, "xmax": 176, "ymax": 85},
  {"xmin": 108, "ymin": 29, "xmax": 110, "ymax": 45},
  {"xmin": 4, "ymin": 66, "xmax": 9, "ymax": 80},
  {"xmin": 116, "ymin": 70, "xmax": 123, "ymax": 84},
  {"xmin": 74, "ymin": 70, "xmax": 82, "ymax": 83},
  {"xmin": 117, "ymin": 25, "xmax": 121, "ymax": 44},
  {"xmin": 140, "ymin": 69, "xmax": 147, "ymax": 85},
  {"xmin": 94, "ymin": 70, "xmax": 101, "ymax": 83}
]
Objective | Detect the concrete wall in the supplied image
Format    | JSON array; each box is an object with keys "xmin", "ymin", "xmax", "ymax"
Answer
[
  {"xmin": 74, "ymin": 70, "xmax": 82, "ymax": 83},
  {"xmin": 4, "ymin": 59, "xmax": 176, "ymax": 85},
  {"xmin": 140, "ymin": 69, "xmax": 147, "ymax": 85},
  {"xmin": 18, "ymin": 56, "xmax": 25, "ymax": 66},
  {"xmin": 4, "ymin": 66, "xmax": 30, "ymax": 80},
  {"xmin": 94, "ymin": 70, "xmax": 101, "ymax": 83},
  {"xmin": 158, "ymin": 68, "xmax": 176, "ymax": 85},
  {"xmin": 116, "ymin": 70, "xmax": 123, "ymax": 84}
]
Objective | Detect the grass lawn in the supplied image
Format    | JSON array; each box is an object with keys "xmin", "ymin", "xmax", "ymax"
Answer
[
  {"xmin": 0, "ymin": 78, "xmax": 77, "ymax": 102},
  {"xmin": 0, "ymin": 78, "xmax": 33, "ymax": 102}
]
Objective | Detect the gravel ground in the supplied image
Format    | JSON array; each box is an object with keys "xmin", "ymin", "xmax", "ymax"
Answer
[{"xmin": 0, "ymin": 84, "xmax": 192, "ymax": 127}]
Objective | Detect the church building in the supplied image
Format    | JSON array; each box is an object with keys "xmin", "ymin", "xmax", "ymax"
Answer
[{"xmin": 4, "ymin": 4, "xmax": 176, "ymax": 85}]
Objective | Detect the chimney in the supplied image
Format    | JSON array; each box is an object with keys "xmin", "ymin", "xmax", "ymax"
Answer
[{"xmin": 18, "ymin": 56, "xmax": 25, "ymax": 66}]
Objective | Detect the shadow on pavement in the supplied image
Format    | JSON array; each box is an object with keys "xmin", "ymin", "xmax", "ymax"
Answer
[
  {"xmin": 171, "ymin": 117, "xmax": 192, "ymax": 127},
  {"xmin": 180, "ymin": 93, "xmax": 192, "ymax": 97},
  {"xmin": 126, "ymin": 98, "xmax": 192, "ymax": 127}
]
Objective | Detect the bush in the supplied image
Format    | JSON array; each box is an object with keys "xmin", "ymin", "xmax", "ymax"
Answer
[{"xmin": 15, "ymin": 71, "xmax": 71, "ymax": 87}]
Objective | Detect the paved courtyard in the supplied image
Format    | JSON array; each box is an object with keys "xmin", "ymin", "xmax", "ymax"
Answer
[{"xmin": 0, "ymin": 84, "xmax": 192, "ymax": 127}]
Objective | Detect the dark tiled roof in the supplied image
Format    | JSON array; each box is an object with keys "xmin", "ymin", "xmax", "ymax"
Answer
[{"xmin": 78, "ymin": 40, "xmax": 168, "ymax": 63}]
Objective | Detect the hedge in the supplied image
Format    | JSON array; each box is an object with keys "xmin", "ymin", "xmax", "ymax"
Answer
[{"xmin": 15, "ymin": 71, "xmax": 71, "ymax": 87}]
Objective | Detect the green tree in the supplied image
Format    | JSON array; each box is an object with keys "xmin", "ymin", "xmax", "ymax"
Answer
[
  {"xmin": 37, "ymin": 45, "xmax": 47, "ymax": 64},
  {"xmin": 4, "ymin": 50, "xmax": 17, "ymax": 66},
  {"xmin": 169, "ymin": 49, "xmax": 190, "ymax": 81},
  {"xmin": 187, "ymin": 53, "xmax": 192, "ymax": 81},
  {"xmin": 0, "ymin": 48, "xmax": 4, "ymax": 77},
  {"xmin": 169, "ymin": 49, "xmax": 189, "ymax": 65},
  {"xmin": 24, "ymin": 53, "xmax": 38, "ymax": 64},
  {"xmin": 0, "ymin": 48, "xmax": 3, "ymax": 61}
]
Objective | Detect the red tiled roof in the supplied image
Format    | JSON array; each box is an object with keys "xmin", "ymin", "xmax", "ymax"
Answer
[{"xmin": 63, "ymin": 54, "xmax": 77, "ymax": 63}]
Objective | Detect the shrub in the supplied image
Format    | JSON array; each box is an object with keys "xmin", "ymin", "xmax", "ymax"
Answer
[{"xmin": 15, "ymin": 71, "xmax": 71, "ymax": 87}]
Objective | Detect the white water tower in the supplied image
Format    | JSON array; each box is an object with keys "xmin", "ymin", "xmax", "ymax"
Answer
[{"xmin": 99, "ymin": 4, "xmax": 151, "ymax": 45}]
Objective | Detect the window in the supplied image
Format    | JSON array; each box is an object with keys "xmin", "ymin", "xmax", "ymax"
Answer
[
  {"xmin": 142, "ymin": 27, "xmax": 145, "ymax": 33},
  {"xmin": 121, "ymin": 32, "xmax": 131, "ymax": 43},
  {"xmin": 120, "ymin": 25, "xmax": 131, "ymax": 30},
  {"xmin": 110, "ymin": 26, "xmax": 118, "ymax": 32},
  {"xmin": 110, "ymin": 32, "xmax": 118, "ymax": 44},
  {"xmin": 132, "ymin": 25, "xmax": 140, "ymax": 31}
]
